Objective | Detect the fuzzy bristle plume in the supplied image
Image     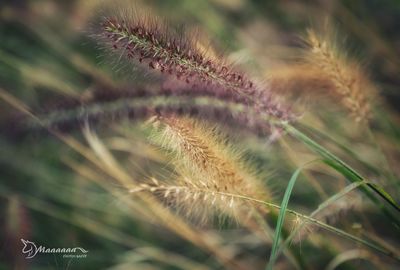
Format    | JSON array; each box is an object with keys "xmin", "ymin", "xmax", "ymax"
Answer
[
  {"xmin": 130, "ymin": 117, "xmax": 271, "ymax": 223},
  {"xmin": 96, "ymin": 4, "xmax": 294, "ymax": 121},
  {"xmin": 304, "ymin": 29, "xmax": 373, "ymax": 122}
]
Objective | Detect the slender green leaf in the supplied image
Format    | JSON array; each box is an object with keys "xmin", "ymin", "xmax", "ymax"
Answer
[
  {"xmin": 275, "ymin": 181, "xmax": 367, "ymax": 259},
  {"xmin": 266, "ymin": 167, "xmax": 302, "ymax": 270},
  {"xmin": 284, "ymin": 123, "xmax": 400, "ymax": 227}
]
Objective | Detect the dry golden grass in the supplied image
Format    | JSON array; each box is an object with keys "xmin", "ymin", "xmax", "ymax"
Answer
[
  {"xmin": 132, "ymin": 116, "xmax": 272, "ymax": 224},
  {"xmin": 304, "ymin": 29, "xmax": 374, "ymax": 122}
]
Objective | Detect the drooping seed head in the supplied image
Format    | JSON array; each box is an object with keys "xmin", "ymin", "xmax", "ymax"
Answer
[
  {"xmin": 132, "ymin": 117, "xmax": 272, "ymax": 224},
  {"xmin": 96, "ymin": 6, "xmax": 295, "ymax": 122}
]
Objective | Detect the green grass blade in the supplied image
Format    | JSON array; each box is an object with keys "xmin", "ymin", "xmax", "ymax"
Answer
[
  {"xmin": 284, "ymin": 123, "xmax": 400, "ymax": 227},
  {"xmin": 266, "ymin": 166, "xmax": 302, "ymax": 270},
  {"xmin": 275, "ymin": 181, "xmax": 367, "ymax": 259},
  {"xmin": 299, "ymin": 124, "xmax": 380, "ymax": 175}
]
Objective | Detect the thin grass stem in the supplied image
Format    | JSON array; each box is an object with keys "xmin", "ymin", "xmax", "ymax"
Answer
[{"xmin": 283, "ymin": 123, "xmax": 400, "ymax": 227}]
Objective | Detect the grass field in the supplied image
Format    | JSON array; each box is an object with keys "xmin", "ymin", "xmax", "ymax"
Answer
[{"xmin": 1, "ymin": 1, "xmax": 400, "ymax": 269}]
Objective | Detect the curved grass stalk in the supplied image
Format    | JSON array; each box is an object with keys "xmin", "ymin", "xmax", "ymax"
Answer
[
  {"xmin": 266, "ymin": 164, "xmax": 305, "ymax": 270},
  {"xmin": 5, "ymin": 85, "xmax": 399, "ymax": 225},
  {"xmin": 283, "ymin": 123, "xmax": 400, "ymax": 227},
  {"xmin": 275, "ymin": 181, "xmax": 369, "ymax": 262},
  {"xmin": 251, "ymin": 211, "xmax": 304, "ymax": 270},
  {"xmin": 325, "ymin": 249, "xmax": 378, "ymax": 270},
  {"xmin": 298, "ymin": 124, "xmax": 380, "ymax": 175},
  {"xmin": 234, "ymin": 194, "xmax": 397, "ymax": 260},
  {"xmin": 2, "ymin": 86, "xmax": 399, "ymax": 248},
  {"xmin": 279, "ymin": 137, "xmax": 328, "ymax": 198},
  {"xmin": 131, "ymin": 184, "xmax": 398, "ymax": 261},
  {"xmin": 3, "ymin": 86, "xmax": 398, "ymax": 221}
]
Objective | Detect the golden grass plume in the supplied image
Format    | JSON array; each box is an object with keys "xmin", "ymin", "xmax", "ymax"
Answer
[
  {"xmin": 130, "ymin": 116, "xmax": 272, "ymax": 224},
  {"xmin": 304, "ymin": 28, "xmax": 375, "ymax": 122}
]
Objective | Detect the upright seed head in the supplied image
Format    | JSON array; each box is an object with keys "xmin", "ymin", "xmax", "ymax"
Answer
[{"xmin": 304, "ymin": 29, "xmax": 373, "ymax": 122}]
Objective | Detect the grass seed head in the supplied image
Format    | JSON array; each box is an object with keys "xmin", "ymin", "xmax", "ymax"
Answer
[
  {"xmin": 139, "ymin": 116, "xmax": 272, "ymax": 224},
  {"xmin": 304, "ymin": 29, "xmax": 374, "ymax": 122}
]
